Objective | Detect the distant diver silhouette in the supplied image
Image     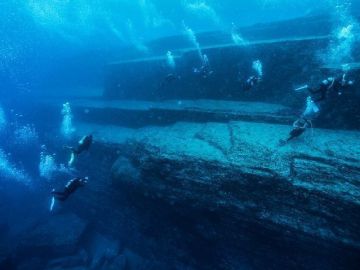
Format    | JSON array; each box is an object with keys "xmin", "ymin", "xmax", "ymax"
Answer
[
  {"xmin": 64, "ymin": 134, "xmax": 93, "ymax": 166},
  {"xmin": 279, "ymin": 118, "xmax": 311, "ymax": 146},
  {"xmin": 50, "ymin": 177, "xmax": 88, "ymax": 211},
  {"xmin": 295, "ymin": 74, "xmax": 355, "ymax": 102}
]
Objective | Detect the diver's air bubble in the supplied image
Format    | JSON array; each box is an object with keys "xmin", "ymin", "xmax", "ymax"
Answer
[
  {"xmin": 252, "ymin": 60, "xmax": 263, "ymax": 78},
  {"xmin": 183, "ymin": 23, "xmax": 203, "ymax": 62},
  {"xmin": 184, "ymin": 1, "xmax": 220, "ymax": 25},
  {"xmin": 0, "ymin": 148, "xmax": 29, "ymax": 185},
  {"xmin": 166, "ymin": 51, "xmax": 176, "ymax": 69},
  {"xmin": 39, "ymin": 146, "xmax": 71, "ymax": 180},
  {"xmin": 61, "ymin": 102, "xmax": 75, "ymax": 139},
  {"xmin": 303, "ymin": 96, "xmax": 320, "ymax": 118},
  {"xmin": 14, "ymin": 124, "xmax": 39, "ymax": 145},
  {"xmin": 320, "ymin": 3, "xmax": 360, "ymax": 65},
  {"xmin": 202, "ymin": 54, "xmax": 209, "ymax": 67},
  {"xmin": 231, "ymin": 24, "xmax": 247, "ymax": 46},
  {"xmin": 342, "ymin": 63, "xmax": 351, "ymax": 73},
  {"xmin": 39, "ymin": 151, "xmax": 58, "ymax": 180}
]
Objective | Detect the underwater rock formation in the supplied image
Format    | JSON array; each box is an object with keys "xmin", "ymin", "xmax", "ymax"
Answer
[
  {"xmin": 81, "ymin": 119, "xmax": 360, "ymax": 269},
  {"xmin": 110, "ymin": 121, "xmax": 360, "ymax": 245},
  {"xmin": 19, "ymin": 97, "xmax": 360, "ymax": 268},
  {"xmin": 18, "ymin": 213, "xmax": 88, "ymax": 257}
]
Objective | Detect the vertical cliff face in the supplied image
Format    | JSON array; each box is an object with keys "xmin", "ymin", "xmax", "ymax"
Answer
[
  {"xmin": 103, "ymin": 15, "xmax": 360, "ymax": 129},
  {"xmin": 108, "ymin": 121, "xmax": 360, "ymax": 239},
  {"xmin": 4, "ymin": 13, "xmax": 359, "ymax": 270},
  {"xmin": 5, "ymin": 91, "xmax": 359, "ymax": 269},
  {"xmin": 104, "ymin": 38, "xmax": 327, "ymax": 102},
  {"xmin": 70, "ymin": 110, "xmax": 360, "ymax": 269}
]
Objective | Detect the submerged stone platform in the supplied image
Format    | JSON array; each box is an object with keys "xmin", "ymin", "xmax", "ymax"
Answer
[
  {"xmin": 76, "ymin": 119, "xmax": 360, "ymax": 269},
  {"xmin": 77, "ymin": 119, "xmax": 360, "ymax": 242},
  {"xmin": 20, "ymin": 98, "xmax": 360, "ymax": 269}
]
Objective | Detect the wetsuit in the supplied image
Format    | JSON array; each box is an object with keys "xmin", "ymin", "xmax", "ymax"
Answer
[
  {"xmin": 287, "ymin": 118, "xmax": 310, "ymax": 142},
  {"xmin": 159, "ymin": 73, "xmax": 180, "ymax": 88},
  {"xmin": 51, "ymin": 178, "xmax": 86, "ymax": 201},
  {"xmin": 244, "ymin": 76, "xmax": 260, "ymax": 91},
  {"xmin": 194, "ymin": 55, "xmax": 213, "ymax": 78},
  {"xmin": 65, "ymin": 135, "xmax": 93, "ymax": 166},
  {"xmin": 308, "ymin": 76, "xmax": 352, "ymax": 102},
  {"xmin": 72, "ymin": 135, "xmax": 93, "ymax": 155}
]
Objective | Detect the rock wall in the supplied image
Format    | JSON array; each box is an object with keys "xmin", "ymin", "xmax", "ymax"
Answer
[{"xmin": 67, "ymin": 119, "xmax": 360, "ymax": 269}]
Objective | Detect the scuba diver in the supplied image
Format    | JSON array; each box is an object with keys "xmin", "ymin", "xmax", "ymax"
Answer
[
  {"xmin": 159, "ymin": 73, "xmax": 181, "ymax": 88},
  {"xmin": 286, "ymin": 118, "xmax": 311, "ymax": 142},
  {"xmin": 243, "ymin": 60, "xmax": 263, "ymax": 91},
  {"xmin": 193, "ymin": 54, "xmax": 213, "ymax": 78},
  {"xmin": 64, "ymin": 134, "xmax": 93, "ymax": 166},
  {"xmin": 280, "ymin": 97, "xmax": 315, "ymax": 145},
  {"xmin": 244, "ymin": 75, "xmax": 261, "ymax": 91},
  {"xmin": 295, "ymin": 74, "xmax": 354, "ymax": 102},
  {"xmin": 281, "ymin": 73, "xmax": 355, "ymax": 146},
  {"xmin": 279, "ymin": 117, "xmax": 311, "ymax": 145},
  {"xmin": 50, "ymin": 177, "xmax": 88, "ymax": 211}
]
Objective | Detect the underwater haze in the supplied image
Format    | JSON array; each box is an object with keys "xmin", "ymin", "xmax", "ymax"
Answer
[{"xmin": 1, "ymin": 0, "xmax": 360, "ymax": 269}]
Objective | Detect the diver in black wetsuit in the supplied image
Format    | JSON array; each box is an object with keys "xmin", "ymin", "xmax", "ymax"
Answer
[
  {"xmin": 51, "ymin": 177, "xmax": 88, "ymax": 201},
  {"xmin": 279, "ymin": 117, "xmax": 311, "ymax": 145},
  {"xmin": 193, "ymin": 54, "xmax": 213, "ymax": 78},
  {"xmin": 159, "ymin": 73, "xmax": 181, "ymax": 88},
  {"xmin": 64, "ymin": 134, "xmax": 93, "ymax": 166},
  {"xmin": 305, "ymin": 74, "xmax": 354, "ymax": 102},
  {"xmin": 65, "ymin": 134, "xmax": 93, "ymax": 155},
  {"xmin": 286, "ymin": 118, "xmax": 311, "ymax": 142},
  {"xmin": 244, "ymin": 75, "xmax": 261, "ymax": 91}
]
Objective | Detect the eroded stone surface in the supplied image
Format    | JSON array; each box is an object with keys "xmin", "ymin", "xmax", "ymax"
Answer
[{"xmin": 95, "ymin": 120, "xmax": 360, "ymax": 247}]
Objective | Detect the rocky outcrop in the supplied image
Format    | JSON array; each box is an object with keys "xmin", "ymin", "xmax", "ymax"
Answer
[
  {"xmin": 18, "ymin": 213, "xmax": 88, "ymax": 257},
  {"xmin": 18, "ymin": 97, "xmax": 360, "ymax": 269},
  {"xmin": 104, "ymin": 120, "xmax": 360, "ymax": 268}
]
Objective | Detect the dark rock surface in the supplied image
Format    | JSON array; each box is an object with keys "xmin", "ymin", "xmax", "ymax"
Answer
[
  {"xmin": 14, "ymin": 96, "xmax": 360, "ymax": 269},
  {"xmin": 86, "ymin": 233, "xmax": 120, "ymax": 269},
  {"xmin": 45, "ymin": 250, "xmax": 88, "ymax": 270},
  {"xmin": 18, "ymin": 213, "xmax": 88, "ymax": 257},
  {"xmin": 112, "ymin": 120, "xmax": 360, "ymax": 242},
  {"xmin": 73, "ymin": 118, "xmax": 360, "ymax": 269}
]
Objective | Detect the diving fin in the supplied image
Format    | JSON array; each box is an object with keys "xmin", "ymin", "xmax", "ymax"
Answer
[
  {"xmin": 294, "ymin": 85, "xmax": 308, "ymax": 92},
  {"xmin": 50, "ymin": 196, "xmax": 55, "ymax": 212},
  {"xmin": 68, "ymin": 152, "xmax": 76, "ymax": 167}
]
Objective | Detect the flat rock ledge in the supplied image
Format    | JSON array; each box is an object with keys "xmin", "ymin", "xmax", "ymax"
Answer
[{"xmin": 82, "ymin": 120, "xmax": 360, "ymax": 249}]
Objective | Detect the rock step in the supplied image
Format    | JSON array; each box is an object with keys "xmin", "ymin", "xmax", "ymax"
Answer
[
  {"xmin": 38, "ymin": 99, "xmax": 295, "ymax": 129},
  {"xmin": 108, "ymin": 35, "xmax": 330, "ymax": 66},
  {"xmin": 74, "ymin": 119, "xmax": 360, "ymax": 250}
]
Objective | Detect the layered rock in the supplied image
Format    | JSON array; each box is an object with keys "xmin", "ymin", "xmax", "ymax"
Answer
[
  {"xmin": 17, "ymin": 97, "xmax": 360, "ymax": 269},
  {"xmin": 109, "ymin": 120, "xmax": 360, "ymax": 242},
  {"xmin": 77, "ymin": 119, "xmax": 360, "ymax": 269}
]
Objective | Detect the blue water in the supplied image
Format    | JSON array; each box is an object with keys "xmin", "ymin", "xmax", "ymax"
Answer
[{"xmin": 1, "ymin": 1, "xmax": 360, "ymax": 269}]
